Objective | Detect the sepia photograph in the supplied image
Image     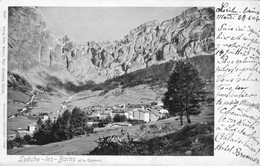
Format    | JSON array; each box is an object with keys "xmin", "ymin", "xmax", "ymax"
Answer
[{"xmin": 7, "ymin": 6, "xmax": 215, "ymax": 155}]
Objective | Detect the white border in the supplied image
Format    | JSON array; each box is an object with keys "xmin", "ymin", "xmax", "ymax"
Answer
[{"xmin": 0, "ymin": 0, "xmax": 260, "ymax": 166}]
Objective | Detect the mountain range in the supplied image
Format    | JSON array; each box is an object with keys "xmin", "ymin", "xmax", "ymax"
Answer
[{"xmin": 8, "ymin": 7, "xmax": 214, "ymax": 91}]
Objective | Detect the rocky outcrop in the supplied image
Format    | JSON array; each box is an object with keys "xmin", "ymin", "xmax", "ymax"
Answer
[
  {"xmin": 8, "ymin": 7, "xmax": 215, "ymax": 84},
  {"xmin": 8, "ymin": 7, "xmax": 55, "ymax": 70}
]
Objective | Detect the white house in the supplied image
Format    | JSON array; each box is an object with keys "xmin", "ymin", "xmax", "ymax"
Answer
[
  {"xmin": 159, "ymin": 109, "xmax": 169, "ymax": 114},
  {"xmin": 157, "ymin": 102, "xmax": 164, "ymax": 107},
  {"xmin": 133, "ymin": 109, "xmax": 149, "ymax": 122},
  {"xmin": 128, "ymin": 110, "xmax": 134, "ymax": 119},
  {"xmin": 28, "ymin": 123, "xmax": 36, "ymax": 133},
  {"xmin": 112, "ymin": 110, "xmax": 129, "ymax": 119},
  {"xmin": 41, "ymin": 115, "xmax": 49, "ymax": 121},
  {"xmin": 147, "ymin": 108, "xmax": 161, "ymax": 122},
  {"xmin": 140, "ymin": 110, "xmax": 150, "ymax": 122}
]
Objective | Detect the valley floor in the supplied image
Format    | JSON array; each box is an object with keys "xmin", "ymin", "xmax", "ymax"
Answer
[{"xmin": 7, "ymin": 84, "xmax": 165, "ymax": 136}]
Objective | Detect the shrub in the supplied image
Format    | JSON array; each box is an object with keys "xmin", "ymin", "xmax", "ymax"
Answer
[
  {"xmin": 113, "ymin": 114, "xmax": 127, "ymax": 122},
  {"xmin": 113, "ymin": 114, "xmax": 121, "ymax": 122},
  {"xmin": 104, "ymin": 116, "xmax": 112, "ymax": 124},
  {"xmin": 13, "ymin": 135, "xmax": 24, "ymax": 147},
  {"xmin": 7, "ymin": 140, "xmax": 15, "ymax": 149},
  {"xmin": 139, "ymin": 124, "xmax": 146, "ymax": 131},
  {"xmin": 23, "ymin": 135, "xmax": 33, "ymax": 144}
]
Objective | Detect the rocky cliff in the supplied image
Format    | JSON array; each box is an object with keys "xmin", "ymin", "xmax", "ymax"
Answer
[{"xmin": 8, "ymin": 7, "xmax": 215, "ymax": 85}]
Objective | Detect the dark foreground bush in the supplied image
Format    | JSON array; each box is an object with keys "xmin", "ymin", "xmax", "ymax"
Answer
[
  {"xmin": 89, "ymin": 122, "xmax": 214, "ymax": 155},
  {"xmin": 7, "ymin": 134, "xmax": 34, "ymax": 149}
]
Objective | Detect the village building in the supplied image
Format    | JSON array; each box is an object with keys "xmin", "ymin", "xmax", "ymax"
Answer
[
  {"xmin": 157, "ymin": 101, "xmax": 164, "ymax": 107},
  {"xmin": 128, "ymin": 110, "xmax": 134, "ymax": 119},
  {"xmin": 41, "ymin": 115, "xmax": 49, "ymax": 121},
  {"xmin": 98, "ymin": 114, "xmax": 108, "ymax": 120},
  {"xmin": 102, "ymin": 109, "xmax": 113, "ymax": 117},
  {"xmin": 159, "ymin": 108, "xmax": 169, "ymax": 114},
  {"xmin": 133, "ymin": 108, "xmax": 150, "ymax": 122},
  {"xmin": 147, "ymin": 108, "xmax": 161, "ymax": 122},
  {"xmin": 111, "ymin": 110, "xmax": 129, "ymax": 119},
  {"xmin": 149, "ymin": 112, "xmax": 159, "ymax": 122},
  {"xmin": 28, "ymin": 122, "xmax": 36, "ymax": 133},
  {"xmin": 20, "ymin": 106, "xmax": 30, "ymax": 113}
]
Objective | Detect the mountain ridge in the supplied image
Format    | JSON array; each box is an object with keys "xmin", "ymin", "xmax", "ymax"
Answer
[{"xmin": 8, "ymin": 7, "xmax": 215, "ymax": 88}]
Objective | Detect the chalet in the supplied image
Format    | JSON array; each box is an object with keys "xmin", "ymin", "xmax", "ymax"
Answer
[
  {"xmin": 133, "ymin": 108, "xmax": 149, "ymax": 122},
  {"xmin": 157, "ymin": 101, "xmax": 164, "ymax": 107},
  {"xmin": 111, "ymin": 110, "xmax": 129, "ymax": 119},
  {"xmin": 99, "ymin": 114, "xmax": 108, "ymax": 120},
  {"xmin": 147, "ymin": 108, "xmax": 161, "ymax": 122},
  {"xmin": 159, "ymin": 109, "xmax": 169, "ymax": 114},
  {"xmin": 41, "ymin": 115, "xmax": 49, "ymax": 121},
  {"xmin": 150, "ymin": 113, "xmax": 159, "ymax": 122},
  {"xmin": 102, "ymin": 109, "xmax": 113, "ymax": 117},
  {"xmin": 128, "ymin": 110, "xmax": 134, "ymax": 119},
  {"xmin": 28, "ymin": 122, "xmax": 36, "ymax": 133}
]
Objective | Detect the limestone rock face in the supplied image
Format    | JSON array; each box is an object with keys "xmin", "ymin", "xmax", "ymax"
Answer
[
  {"xmin": 8, "ymin": 7, "xmax": 215, "ymax": 84},
  {"xmin": 8, "ymin": 7, "xmax": 55, "ymax": 71}
]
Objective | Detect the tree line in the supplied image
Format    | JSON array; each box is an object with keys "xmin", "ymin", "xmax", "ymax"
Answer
[{"xmin": 33, "ymin": 107, "xmax": 92, "ymax": 145}]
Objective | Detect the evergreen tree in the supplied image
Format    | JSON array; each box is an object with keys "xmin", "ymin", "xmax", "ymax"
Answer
[
  {"xmin": 34, "ymin": 116, "xmax": 54, "ymax": 144},
  {"xmin": 163, "ymin": 60, "xmax": 204, "ymax": 125},
  {"xmin": 59, "ymin": 109, "xmax": 72, "ymax": 139},
  {"xmin": 36, "ymin": 117, "xmax": 43, "ymax": 127},
  {"xmin": 113, "ymin": 114, "xmax": 127, "ymax": 122},
  {"xmin": 69, "ymin": 107, "xmax": 87, "ymax": 137},
  {"xmin": 33, "ymin": 123, "xmax": 46, "ymax": 145},
  {"xmin": 113, "ymin": 114, "xmax": 121, "ymax": 122},
  {"xmin": 104, "ymin": 115, "xmax": 112, "ymax": 124}
]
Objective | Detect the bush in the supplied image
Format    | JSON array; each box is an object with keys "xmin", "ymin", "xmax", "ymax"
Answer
[
  {"xmin": 7, "ymin": 140, "xmax": 15, "ymax": 149},
  {"xmin": 104, "ymin": 116, "xmax": 112, "ymax": 124},
  {"xmin": 149, "ymin": 124, "xmax": 158, "ymax": 129},
  {"xmin": 119, "ymin": 115, "xmax": 127, "ymax": 122},
  {"xmin": 23, "ymin": 135, "xmax": 33, "ymax": 144},
  {"xmin": 113, "ymin": 114, "xmax": 120, "ymax": 122},
  {"xmin": 139, "ymin": 124, "xmax": 146, "ymax": 131},
  {"xmin": 13, "ymin": 135, "xmax": 24, "ymax": 147},
  {"xmin": 113, "ymin": 114, "xmax": 127, "ymax": 122}
]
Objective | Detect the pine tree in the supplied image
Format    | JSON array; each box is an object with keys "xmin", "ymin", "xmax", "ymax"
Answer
[
  {"xmin": 163, "ymin": 60, "xmax": 204, "ymax": 125},
  {"xmin": 36, "ymin": 117, "xmax": 43, "ymax": 127},
  {"xmin": 69, "ymin": 107, "xmax": 87, "ymax": 136},
  {"xmin": 59, "ymin": 109, "xmax": 72, "ymax": 139}
]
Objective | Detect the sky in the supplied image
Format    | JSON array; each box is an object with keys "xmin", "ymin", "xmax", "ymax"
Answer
[{"xmin": 39, "ymin": 7, "xmax": 189, "ymax": 42}]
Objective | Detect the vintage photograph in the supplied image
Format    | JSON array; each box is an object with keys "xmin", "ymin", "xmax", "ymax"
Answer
[{"xmin": 7, "ymin": 7, "xmax": 215, "ymax": 155}]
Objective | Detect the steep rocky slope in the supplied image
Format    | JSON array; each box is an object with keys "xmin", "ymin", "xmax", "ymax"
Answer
[{"xmin": 8, "ymin": 7, "xmax": 214, "ymax": 85}]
